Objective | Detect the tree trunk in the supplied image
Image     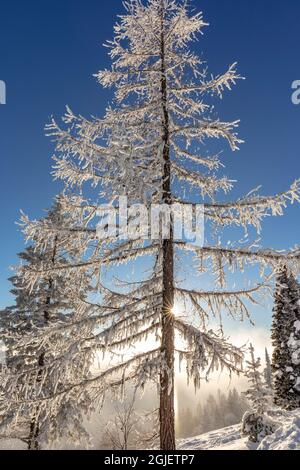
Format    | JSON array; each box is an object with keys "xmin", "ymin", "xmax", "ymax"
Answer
[
  {"xmin": 28, "ymin": 351, "xmax": 45, "ymax": 450},
  {"xmin": 159, "ymin": 4, "xmax": 176, "ymax": 451},
  {"xmin": 28, "ymin": 239, "xmax": 57, "ymax": 450}
]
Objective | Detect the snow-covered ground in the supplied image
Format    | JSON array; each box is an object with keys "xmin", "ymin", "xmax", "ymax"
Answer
[
  {"xmin": 1, "ymin": 412, "xmax": 300, "ymax": 450},
  {"xmin": 0, "ymin": 439, "xmax": 26, "ymax": 450},
  {"xmin": 179, "ymin": 411, "xmax": 300, "ymax": 451},
  {"xmin": 179, "ymin": 424, "xmax": 252, "ymax": 451},
  {"xmin": 258, "ymin": 416, "xmax": 300, "ymax": 450}
]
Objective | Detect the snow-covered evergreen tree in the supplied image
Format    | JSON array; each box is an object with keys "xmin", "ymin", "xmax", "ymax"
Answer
[
  {"xmin": 242, "ymin": 344, "xmax": 276, "ymax": 443},
  {"xmin": 5, "ymin": 0, "xmax": 300, "ymax": 450},
  {"xmin": 244, "ymin": 344, "xmax": 268, "ymax": 415},
  {"xmin": 272, "ymin": 267, "xmax": 300, "ymax": 410},
  {"xmin": 264, "ymin": 348, "xmax": 273, "ymax": 391},
  {"xmin": 0, "ymin": 197, "xmax": 93, "ymax": 448},
  {"xmin": 0, "ymin": 248, "xmax": 44, "ymax": 448}
]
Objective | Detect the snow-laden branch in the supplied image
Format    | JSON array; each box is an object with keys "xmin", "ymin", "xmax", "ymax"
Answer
[
  {"xmin": 171, "ymin": 120, "xmax": 243, "ymax": 151},
  {"xmin": 175, "ymin": 319, "xmax": 243, "ymax": 389},
  {"xmin": 176, "ymin": 284, "xmax": 269, "ymax": 324}
]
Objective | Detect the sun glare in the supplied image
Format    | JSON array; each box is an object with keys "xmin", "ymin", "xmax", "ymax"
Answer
[{"xmin": 171, "ymin": 304, "xmax": 181, "ymax": 317}]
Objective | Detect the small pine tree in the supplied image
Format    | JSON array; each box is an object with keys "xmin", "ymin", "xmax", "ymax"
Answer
[
  {"xmin": 242, "ymin": 344, "xmax": 276, "ymax": 443},
  {"xmin": 244, "ymin": 344, "xmax": 268, "ymax": 415},
  {"xmin": 263, "ymin": 348, "xmax": 273, "ymax": 391},
  {"xmin": 272, "ymin": 267, "xmax": 300, "ymax": 410}
]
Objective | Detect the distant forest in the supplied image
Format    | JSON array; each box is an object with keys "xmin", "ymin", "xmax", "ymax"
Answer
[{"xmin": 177, "ymin": 389, "xmax": 249, "ymax": 438}]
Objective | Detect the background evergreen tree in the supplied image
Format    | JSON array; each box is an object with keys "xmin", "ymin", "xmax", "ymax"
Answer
[
  {"xmin": 264, "ymin": 348, "xmax": 273, "ymax": 391},
  {"xmin": 242, "ymin": 344, "xmax": 276, "ymax": 443},
  {"xmin": 0, "ymin": 198, "xmax": 93, "ymax": 448},
  {"xmin": 244, "ymin": 344, "xmax": 268, "ymax": 415},
  {"xmin": 177, "ymin": 388, "xmax": 249, "ymax": 438},
  {"xmin": 272, "ymin": 267, "xmax": 300, "ymax": 410}
]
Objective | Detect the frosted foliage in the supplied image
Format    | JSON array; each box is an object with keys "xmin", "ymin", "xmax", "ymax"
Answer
[
  {"xmin": 244, "ymin": 345, "xmax": 269, "ymax": 416},
  {"xmin": 0, "ymin": 199, "xmax": 93, "ymax": 448},
  {"xmin": 272, "ymin": 268, "xmax": 300, "ymax": 409},
  {"xmin": 1, "ymin": 0, "xmax": 300, "ymax": 447},
  {"xmin": 241, "ymin": 345, "xmax": 276, "ymax": 443},
  {"xmin": 263, "ymin": 349, "xmax": 273, "ymax": 391},
  {"xmin": 241, "ymin": 412, "xmax": 277, "ymax": 444}
]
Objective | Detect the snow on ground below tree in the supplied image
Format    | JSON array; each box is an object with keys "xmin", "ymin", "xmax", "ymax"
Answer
[
  {"xmin": 0, "ymin": 439, "xmax": 26, "ymax": 450},
  {"xmin": 179, "ymin": 411, "xmax": 300, "ymax": 451},
  {"xmin": 257, "ymin": 416, "xmax": 300, "ymax": 450},
  {"xmin": 1, "ymin": 412, "xmax": 300, "ymax": 450},
  {"xmin": 179, "ymin": 424, "xmax": 253, "ymax": 451}
]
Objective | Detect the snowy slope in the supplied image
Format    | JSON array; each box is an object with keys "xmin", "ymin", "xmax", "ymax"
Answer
[
  {"xmin": 1, "ymin": 413, "xmax": 300, "ymax": 450},
  {"xmin": 257, "ymin": 416, "xmax": 300, "ymax": 450},
  {"xmin": 0, "ymin": 439, "xmax": 26, "ymax": 450},
  {"xmin": 179, "ymin": 411, "xmax": 300, "ymax": 451},
  {"xmin": 179, "ymin": 424, "xmax": 252, "ymax": 451}
]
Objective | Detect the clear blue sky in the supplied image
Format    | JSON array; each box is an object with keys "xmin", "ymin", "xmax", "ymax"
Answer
[{"xmin": 0, "ymin": 0, "xmax": 299, "ymax": 312}]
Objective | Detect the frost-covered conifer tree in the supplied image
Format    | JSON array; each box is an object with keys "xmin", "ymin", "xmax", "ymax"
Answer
[
  {"xmin": 0, "ymin": 247, "xmax": 41, "ymax": 449},
  {"xmin": 0, "ymin": 197, "xmax": 93, "ymax": 448},
  {"xmin": 8, "ymin": 0, "xmax": 300, "ymax": 449},
  {"xmin": 244, "ymin": 345, "xmax": 268, "ymax": 415},
  {"xmin": 242, "ymin": 345, "xmax": 276, "ymax": 443},
  {"xmin": 0, "ymin": 266, "xmax": 35, "ymax": 446},
  {"xmin": 272, "ymin": 267, "xmax": 300, "ymax": 410},
  {"xmin": 264, "ymin": 348, "xmax": 273, "ymax": 391}
]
